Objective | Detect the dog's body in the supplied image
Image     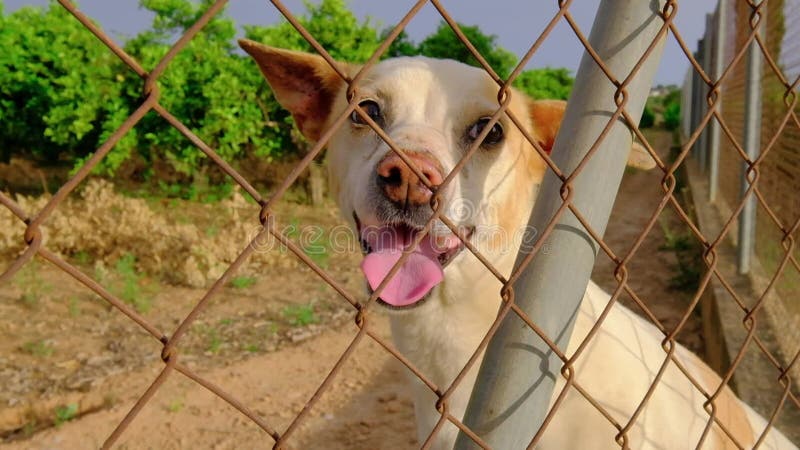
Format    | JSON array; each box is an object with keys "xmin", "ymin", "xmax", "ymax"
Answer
[{"xmin": 240, "ymin": 40, "xmax": 796, "ymax": 449}]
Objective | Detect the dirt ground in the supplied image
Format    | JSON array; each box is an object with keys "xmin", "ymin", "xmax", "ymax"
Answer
[
  {"xmin": 1, "ymin": 130, "xmax": 711, "ymax": 449},
  {"xmin": 2, "ymin": 316, "xmax": 417, "ymax": 450},
  {"xmin": 592, "ymin": 130, "xmax": 706, "ymax": 354}
]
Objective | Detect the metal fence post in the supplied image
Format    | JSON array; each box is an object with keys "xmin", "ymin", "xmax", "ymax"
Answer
[
  {"xmin": 681, "ymin": 67, "xmax": 693, "ymax": 140},
  {"xmin": 738, "ymin": 0, "xmax": 764, "ymax": 274},
  {"xmin": 708, "ymin": 0, "xmax": 727, "ymax": 202},
  {"xmin": 698, "ymin": 18, "xmax": 712, "ymax": 172},
  {"xmin": 455, "ymin": 2, "xmax": 666, "ymax": 448},
  {"xmin": 692, "ymin": 47, "xmax": 705, "ymax": 168}
]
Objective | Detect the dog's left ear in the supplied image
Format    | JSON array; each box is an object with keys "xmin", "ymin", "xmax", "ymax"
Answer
[
  {"xmin": 529, "ymin": 100, "xmax": 566, "ymax": 155},
  {"xmin": 529, "ymin": 99, "xmax": 657, "ymax": 170},
  {"xmin": 239, "ymin": 39, "xmax": 345, "ymax": 142}
]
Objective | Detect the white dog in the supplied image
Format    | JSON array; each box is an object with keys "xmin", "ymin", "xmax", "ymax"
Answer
[{"xmin": 240, "ymin": 40, "xmax": 797, "ymax": 449}]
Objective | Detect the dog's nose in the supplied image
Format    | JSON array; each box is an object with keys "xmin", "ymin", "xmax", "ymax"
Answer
[{"xmin": 377, "ymin": 152, "xmax": 443, "ymax": 207}]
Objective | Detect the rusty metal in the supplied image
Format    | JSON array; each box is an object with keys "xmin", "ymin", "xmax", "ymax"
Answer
[{"xmin": 0, "ymin": 0, "xmax": 798, "ymax": 448}]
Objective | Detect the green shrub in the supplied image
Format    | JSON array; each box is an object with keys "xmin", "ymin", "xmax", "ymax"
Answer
[
  {"xmin": 640, "ymin": 104, "xmax": 656, "ymax": 129},
  {"xmin": 0, "ymin": 3, "xmax": 127, "ymax": 164},
  {"xmin": 512, "ymin": 68, "xmax": 574, "ymax": 100},
  {"xmin": 663, "ymin": 102, "xmax": 681, "ymax": 131},
  {"xmin": 1, "ymin": 0, "xmax": 575, "ymax": 181}
]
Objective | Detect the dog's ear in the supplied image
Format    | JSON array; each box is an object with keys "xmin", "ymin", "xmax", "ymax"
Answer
[
  {"xmin": 529, "ymin": 99, "xmax": 566, "ymax": 155},
  {"xmin": 239, "ymin": 39, "xmax": 344, "ymax": 142},
  {"xmin": 528, "ymin": 99, "xmax": 656, "ymax": 170}
]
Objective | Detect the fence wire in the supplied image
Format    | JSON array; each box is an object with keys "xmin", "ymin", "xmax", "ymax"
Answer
[{"xmin": 0, "ymin": 0, "xmax": 798, "ymax": 449}]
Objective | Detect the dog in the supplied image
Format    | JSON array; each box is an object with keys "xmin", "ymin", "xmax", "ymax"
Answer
[{"xmin": 239, "ymin": 40, "xmax": 797, "ymax": 449}]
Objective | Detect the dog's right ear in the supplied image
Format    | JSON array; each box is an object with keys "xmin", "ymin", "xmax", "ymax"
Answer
[{"xmin": 239, "ymin": 39, "xmax": 344, "ymax": 142}]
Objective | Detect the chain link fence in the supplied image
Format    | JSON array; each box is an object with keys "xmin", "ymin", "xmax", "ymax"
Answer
[
  {"xmin": 683, "ymin": 0, "xmax": 800, "ymax": 402},
  {"xmin": 1, "ymin": 0, "xmax": 798, "ymax": 448}
]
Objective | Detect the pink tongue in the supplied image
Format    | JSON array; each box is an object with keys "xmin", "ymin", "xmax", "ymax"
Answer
[{"xmin": 360, "ymin": 226, "xmax": 445, "ymax": 307}]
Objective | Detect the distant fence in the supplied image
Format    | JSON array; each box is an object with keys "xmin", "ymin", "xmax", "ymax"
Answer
[
  {"xmin": 684, "ymin": 0, "xmax": 800, "ymax": 257},
  {"xmin": 682, "ymin": 0, "xmax": 800, "ymax": 397}
]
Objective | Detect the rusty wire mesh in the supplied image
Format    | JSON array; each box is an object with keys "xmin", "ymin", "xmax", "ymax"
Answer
[{"xmin": 0, "ymin": 0, "xmax": 798, "ymax": 448}]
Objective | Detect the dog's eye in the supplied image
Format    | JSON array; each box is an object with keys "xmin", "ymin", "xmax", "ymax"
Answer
[
  {"xmin": 351, "ymin": 100, "xmax": 382, "ymax": 126},
  {"xmin": 467, "ymin": 118, "xmax": 504, "ymax": 146}
]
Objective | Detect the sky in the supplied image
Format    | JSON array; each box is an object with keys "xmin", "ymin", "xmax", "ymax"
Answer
[{"xmin": 5, "ymin": 1, "xmax": 719, "ymax": 86}]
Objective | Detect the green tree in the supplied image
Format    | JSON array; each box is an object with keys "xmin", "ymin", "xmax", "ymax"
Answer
[
  {"xmin": 0, "ymin": 0, "xmax": 576, "ymax": 184},
  {"xmin": 244, "ymin": 0, "xmax": 380, "ymax": 63},
  {"xmin": 640, "ymin": 104, "xmax": 655, "ymax": 128},
  {"xmin": 381, "ymin": 29, "xmax": 418, "ymax": 58},
  {"xmin": 416, "ymin": 21, "xmax": 517, "ymax": 79},
  {"xmin": 512, "ymin": 68, "xmax": 573, "ymax": 100},
  {"xmin": 663, "ymin": 102, "xmax": 681, "ymax": 131},
  {"xmin": 105, "ymin": 0, "xmax": 287, "ymax": 177},
  {"xmin": 0, "ymin": 2, "xmax": 127, "ymax": 164},
  {"xmin": 651, "ymin": 87, "xmax": 681, "ymax": 131}
]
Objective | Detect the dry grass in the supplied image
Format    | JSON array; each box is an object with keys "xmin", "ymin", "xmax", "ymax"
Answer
[{"xmin": 1, "ymin": 179, "xmax": 302, "ymax": 287}]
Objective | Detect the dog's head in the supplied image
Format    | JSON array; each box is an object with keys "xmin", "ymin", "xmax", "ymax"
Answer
[{"xmin": 241, "ymin": 40, "xmax": 654, "ymax": 311}]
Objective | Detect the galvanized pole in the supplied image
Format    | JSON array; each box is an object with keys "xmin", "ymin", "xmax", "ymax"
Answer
[
  {"xmin": 697, "ymin": 24, "xmax": 711, "ymax": 172},
  {"xmin": 708, "ymin": 0, "xmax": 727, "ymax": 202},
  {"xmin": 738, "ymin": 0, "xmax": 764, "ymax": 274},
  {"xmin": 692, "ymin": 47, "xmax": 705, "ymax": 168},
  {"xmin": 681, "ymin": 67, "xmax": 694, "ymax": 140},
  {"xmin": 455, "ymin": 2, "xmax": 666, "ymax": 449}
]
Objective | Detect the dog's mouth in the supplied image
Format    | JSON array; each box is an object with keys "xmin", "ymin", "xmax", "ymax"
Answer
[{"xmin": 354, "ymin": 213, "xmax": 473, "ymax": 309}]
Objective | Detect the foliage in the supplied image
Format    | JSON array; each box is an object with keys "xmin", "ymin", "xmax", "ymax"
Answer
[
  {"xmin": 205, "ymin": 325, "xmax": 222, "ymax": 353},
  {"xmin": 167, "ymin": 399, "xmax": 185, "ymax": 413},
  {"xmin": 1, "ymin": 0, "xmax": 573, "ymax": 181},
  {"xmin": 663, "ymin": 100, "xmax": 681, "ymax": 131},
  {"xmin": 381, "ymin": 29, "xmax": 418, "ymax": 58},
  {"xmin": 416, "ymin": 21, "xmax": 517, "ymax": 80},
  {"xmin": 282, "ymin": 302, "xmax": 318, "ymax": 326},
  {"xmin": 155, "ymin": 180, "xmax": 233, "ymax": 203},
  {"xmin": 113, "ymin": 252, "xmax": 151, "ymax": 312},
  {"xmin": 68, "ymin": 296, "xmax": 81, "ymax": 317},
  {"xmin": 244, "ymin": 0, "xmax": 380, "ymax": 63},
  {"xmin": 512, "ymin": 68, "xmax": 574, "ymax": 100},
  {"xmin": 659, "ymin": 216, "xmax": 701, "ymax": 292},
  {"xmin": 645, "ymin": 86, "xmax": 681, "ymax": 130},
  {"xmin": 640, "ymin": 104, "xmax": 655, "ymax": 129},
  {"xmin": 302, "ymin": 228, "xmax": 330, "ymax": 269},
  {"xmin": 244, "ymin": 342, "xmax": 261, "ymax": 353},
  {"xmin": 230, "ymin": 275, "xmax": 257, "ymax": 289},
  {"xmin": 94, "ymin": 0, "xmax": 286, "ymax": 176},
  {"xmin": 54, "ymin": 403, "xmax": 78, "ymax": 426},
  {"xmin": 0, "ymin": 0, "xmax": 286, "ymax": 177},
  {"xmin": 22, "ymin": 340, "xmax": 55, "ymax": 357},
  {"xmin": 91, "ymin": 252, "xmax": 152, "ymax": 312},
  {"xmin": 13, "ymin": 260, "xmax": 52, "ymax": 307},
  {"xmin": 379, "ymin": 22, "xmax": 573, "ymax": 101},
  {"xmin": 0, "ymin": 3, "xmax": 126, "ymax": 164}
]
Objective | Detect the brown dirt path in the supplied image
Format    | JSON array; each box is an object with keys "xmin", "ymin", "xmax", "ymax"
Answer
[
  {"xmin": 591, "ymin": 129, "xmax": 705, "ymax": 355},
  {"xmin": 2, "ymin": 315, "xmax": 417, "ymax": 450}
]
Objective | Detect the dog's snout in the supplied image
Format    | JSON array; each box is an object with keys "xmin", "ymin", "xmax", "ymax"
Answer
[{"xmin": 377, "ymin": 152, "xmax": 443, "ymax": 207}]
